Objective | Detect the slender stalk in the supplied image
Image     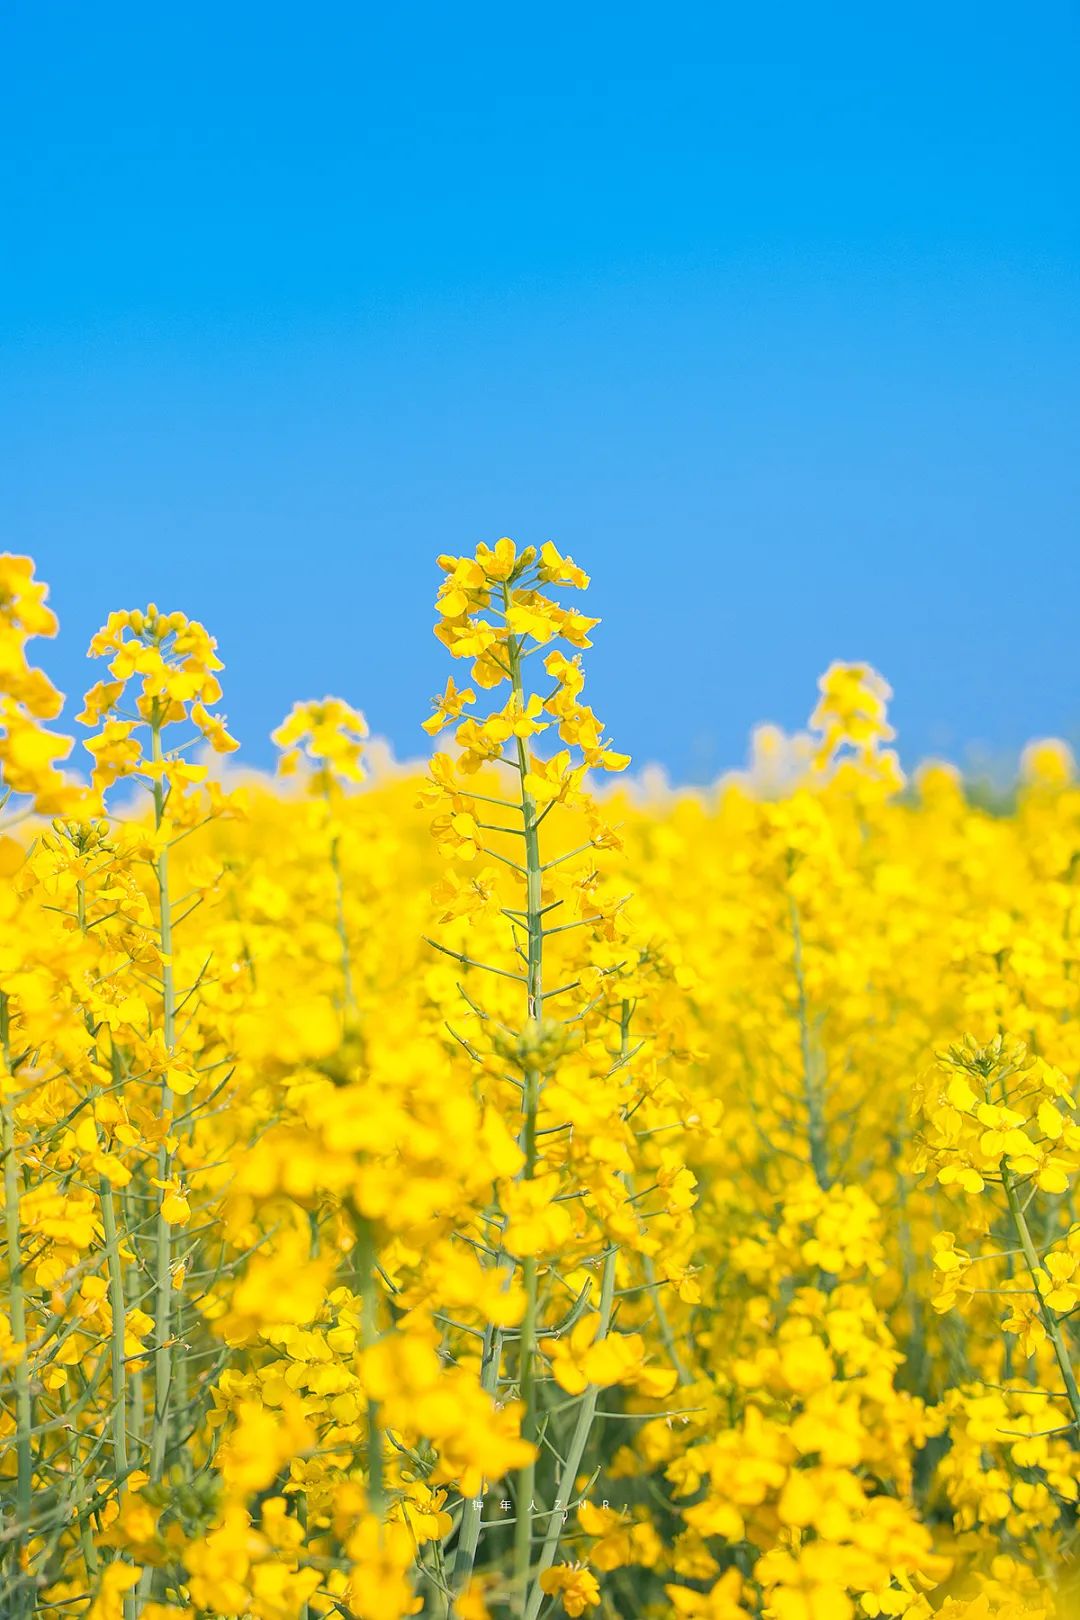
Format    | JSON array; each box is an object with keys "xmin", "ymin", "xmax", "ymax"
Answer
[
  {"xmin": 512, "ymin": 1254, "xmax": 538, "ymax": 1608},
  {"xmin": 1, "ymin": 992, "xmax": 33, "ymax": 1619},
  {"xmin": 1002, "ymin": 1161, "xmax": 1080, "ymax": 1433},
  {"xmin": 618, "ymin": 999, "xmax": 692, "ymax": 1387},
  {"xmin": 77, "ymin": 874, "xmax": 137, "ymax": 1612},
  {"xmin": 452, "ymin": 1320, "xmax": 503, "ymax": 1588},
  {"xmin": 640, "ymin": 1254, "xmax": 690, "ymax": 1386},
  {"xmin": 100, "ymin": 1177, "xmax": 139, "ymax": 1619},
  {"xmin": 122, "ymin": 1180, "xmax": 146, "ymax": 1451},
  {"xmin": 148, "ymin": 703, "xmax": 177, "ymax": 1485},
  {"xmin": 66, "ymin": 1420, "xmax": 101, "ymax": 1585},
  {"xmin": 357, "ymin": 1219, "xmax": 385, "ymax": 1520},
  {"xmin": 895, "ymin": 1108, "xmax": 928, "ymax": 1403},
  {"xmin": 325, "ymin": 788, "xmax": 356, "ymax": 1021},
  {"xmin": 789, "ymin": 893, "xmax": 830, "ymax": 1191},
  {"xmin": 523, "ymin": 1249, "xmax": 617, "ymax": 1620},
  {"xmin": 506, "ymin": 610, "xmax": 544, "ymax": 1616}
]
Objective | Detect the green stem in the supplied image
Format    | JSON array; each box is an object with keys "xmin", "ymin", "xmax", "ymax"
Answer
[
  {"xmin": 358, "ymin": 1220, "xmax": 385, "ymax": 1520},
  {"xmin": 66, "ymin": 1419, "xmax": 101, "ymax": 1584},
  {"xmin": 122, "ymin": 1180, "xmax": 145, "ymax": 1452},
  {"xmin": 789, "ymin": 894, "xmax": 830, "ymax": 1191},
  {"xmin": 77, "ymin": 876, "xmax": 137, "ymax": 1613},
  {"xmin": 101, "ymin": 1177, "xmax": 138, "ymax": 1620},
  {"xmin": 523, "ymin": 1250, "xmax": 617, "ymax": 1620},
  {"xmin": 100, "ymin": 1181, "xmax": 130, "ymax": 1481},
  {"xmin": 1002, "ymin": 1161, "xmax": 1080, "ymax": 1432},
  {"xmin": 507, "ymin": 612, "xmax": 544, "ymax": 1616},
  {"xmin": 618, "ymin": 999, "xmax": 691, "ymax": 1387},
  {"xmin": 148, "ymin": 705, "xmax": 176, "ymax": 1486},
  {"xmin": 452, "ymin": 1320, "xmax": 504, "ymax": 1589},
  {"xmin": 325, "ymin": 789, "xmax": 356, "ymax": 1021},
  {"xmin": 1, "ymin": 992, "xmax": 34, "ymax": 1619},
  {"xmin": 512, "ymin": 1255, "xmax": 538, "ymax": 1609},
  {"xmin": 641, "ymin": 1254, "xmax": 690, "ymax": 1385}
]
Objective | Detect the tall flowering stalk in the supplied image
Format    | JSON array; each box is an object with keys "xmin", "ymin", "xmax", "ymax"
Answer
[
  {"xmin": 272, "ymin": 697, "xmax": 369, "ymax": 1027},
  {"xmin": 422, "ymin": 539, "xmax": 690, "ymax": 1616},
  {"xmin": 915, "ymin": 1037, "xmax": 1080, "ymax": 1424},
  {"xmin": 0, "ymin": 559, "xmax": 82, "ymax": 1615},
  {"xmin": 2, "ymin": 542, "xmax": 1077, "ymax": 1620},
  {"xmin": 82, "ymin": 608, "xmax": 238, "ymax": 1494}
]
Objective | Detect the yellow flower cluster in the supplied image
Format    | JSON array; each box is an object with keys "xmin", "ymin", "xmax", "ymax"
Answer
[
  {"xmin": 0, "ymin": 556, "xmax": 76, "ymax": 812},
  {"xmin": 0, "ymin": 543, "xmax": 1074, "ymax": 1619}
]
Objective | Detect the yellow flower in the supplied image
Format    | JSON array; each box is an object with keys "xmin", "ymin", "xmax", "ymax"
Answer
[
  {"xmin": 152, "ymin": 1176, "xmax": 191, "ymax": 1225},
  {"xmin": 539, "ymin": 1563, "xmax": 602, "ymax": 1616}
]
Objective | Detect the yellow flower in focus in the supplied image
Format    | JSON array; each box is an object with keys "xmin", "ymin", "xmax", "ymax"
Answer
[{"xmin": 539, "ymin": 1563, "xmax": 602, "ymax": 1616}]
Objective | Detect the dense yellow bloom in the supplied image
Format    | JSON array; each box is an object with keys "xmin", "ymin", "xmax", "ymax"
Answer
[
  {"xmin": 538, "ymin": 1564, "xmax": 602, "ymax": 1616},
  {"xmin": 0, "ymin": 542, "xmax": 1073, "ymax": 1618},
  {"xmin": 272, "ymin": 695, "xmax": 368, "ymax": 788},
  {"xmin": 0, "ymin": 554, "xmax": 76, "ymax": 811}
]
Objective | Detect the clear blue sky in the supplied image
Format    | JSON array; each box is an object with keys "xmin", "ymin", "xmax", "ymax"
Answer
[{"xmin": 3, "ymin": 1, "xmax": 1078, "ymax": 780}]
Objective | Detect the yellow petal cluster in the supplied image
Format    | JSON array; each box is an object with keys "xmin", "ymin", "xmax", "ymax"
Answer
[{"xmin": 0, "ymin": 544, "xmax": 1073, "ymax": 1619}]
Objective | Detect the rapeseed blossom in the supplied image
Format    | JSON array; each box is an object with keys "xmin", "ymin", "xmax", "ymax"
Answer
[{"xmin": 0, "ymin": 544, "xmax": 1073, "ymax": 1618}]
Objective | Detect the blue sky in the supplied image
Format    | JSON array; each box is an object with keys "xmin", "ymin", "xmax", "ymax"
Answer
[{"xmin": 3, "ymin": 1, "xmax": 1078, "ymax": 780}]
